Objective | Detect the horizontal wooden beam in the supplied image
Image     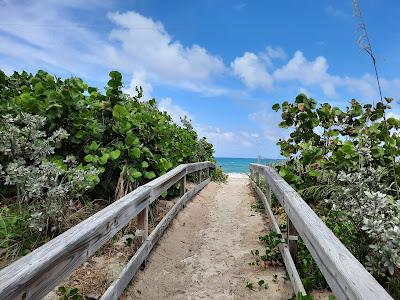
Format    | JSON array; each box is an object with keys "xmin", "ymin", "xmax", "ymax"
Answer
[
  {"xmin": 250, "ymin": 164, "xmax": 393, "ymax": 300},
  {"xmin": 0, "ymin": 162, "xmax": 215, "ymax": 300},
  {"xmin": 186, "ymin": 161, "xmax": 215, "ymax": 173},
  {"xmin": 101, "ymin": 178, "xmax": 210, "ymax": 300},
  {"xmin": 0, "ymin": 186, "xmax": 150, "ymax": 299}
]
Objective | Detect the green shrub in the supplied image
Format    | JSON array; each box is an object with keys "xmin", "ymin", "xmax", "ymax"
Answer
[
  {"xmin": 211, "ymin": 167, "xmax": 228, "ymax": 182},
  {"xmin": 0, "ymin": 69, "xmax": 217, "ymax": 263},
  {"xmin": 0, "ymin": 70, "xmax": 215, "ymax": 199},
  {"xmin": 273, "ymin": 94, "xmax": 400, "ymax": 293}
]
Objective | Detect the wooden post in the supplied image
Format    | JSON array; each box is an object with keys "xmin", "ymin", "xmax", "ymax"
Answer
[
  {"xmin": 287, "ymin": 217, "xmax": 299, "ymax": 266},
  {"xmin": 255, "ymin": 171, "xmax": 260, "ymax": 185},
  {"xmin": 265, "ymin": 185, "xmax": 271, "ymax": 206},
  {"xmin": 136, "ymin": 207, "xmax": 148, "ymax": 242},
  {"xmin": 180, "ymin": 175, "xmax": 186, "ymax": 197},
  {"xmin": 198, "ymin": 169, "xmax": 202, "ymax": 183},
  {"xmin": 206, "ymin": 167, "xmax": 210, "ymax": 179},
  {"xmin": 136, "ymin": 206, "xmax": 148, "ymax": 270}
]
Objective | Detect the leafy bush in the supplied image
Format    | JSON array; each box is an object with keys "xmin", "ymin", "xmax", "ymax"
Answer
[
  {"xmin": 0, "ymin": 69, "xmax": 220, "ymax": 263},
  {"xmin": 0, "ymin": 70, "xmax": 216, "ymax": 198},
  {"xmin": 273, "ymin": 94, "xmax": 400, "ymax": 293},
  {"xmin": 0, "ymin": 113, "xmax": 98, "ymax": 263},
  {"xmin": 211, "ymin": 166, "xmax": 228, "ymax": 182}
]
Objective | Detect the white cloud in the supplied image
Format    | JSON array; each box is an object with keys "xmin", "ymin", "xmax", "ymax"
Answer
[
  {"xmin": 299, "ymin": 87, "xmax": 311, "ymax": 95},
  {"xmin": 198, "ymin": 126, "xmax": 259, "ymax": 149},
  {"xmin": 231, "ymin": 52, "xmax": 273, "ymax": 90},
  {"xmin": 232, "ymin": 49, "xmax": 400, "ymax": 101},
  {"xmin": 156, "ymin": 97, "xmax": 260, "ymax": 154},
  {"xmin": 0, "ymin": 1, "xmax": 114, "ymax": 79},
  {"xmin": 248, "ymin": 108, "xmax": 287, "ymax": 142},
  {"xmin": 157, "ymin": 97, "xmax": 192, "ymax": 124},
  {"xmin": 273, "ymin": 51, "xmax": 337, "ymax": 97},
  {"xmin": 124, "ymin": 71, "xmax": 153, "ymax": 98},
  {"xmin": 0, "ymin": 2, "xmax": 227, "ymax": 96},
  {"xmin": 107, "ymin": 11, "xmax": 225, "ymax": 84}
]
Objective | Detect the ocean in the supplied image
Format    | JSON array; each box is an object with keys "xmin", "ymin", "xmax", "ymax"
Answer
[{"xmin": 215, "ymin": 157, "xmax": 282, "ymax": 174}]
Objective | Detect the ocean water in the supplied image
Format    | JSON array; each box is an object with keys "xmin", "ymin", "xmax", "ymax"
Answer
[{"xmin": 215, "ymin": 157, "xmax": 282, "ymax": 174}]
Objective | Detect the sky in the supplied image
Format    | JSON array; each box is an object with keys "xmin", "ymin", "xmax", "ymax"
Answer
[{"xmin": 1, "ymin": 0, "xmax": 400, "ymax": 158}]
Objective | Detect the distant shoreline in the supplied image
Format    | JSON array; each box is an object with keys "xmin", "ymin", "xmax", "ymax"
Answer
[{"xmin": 215, "ymin": 157, "xmax": 283, "ymax": 173}]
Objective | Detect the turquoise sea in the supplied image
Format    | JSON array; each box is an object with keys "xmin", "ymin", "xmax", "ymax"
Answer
[{"xmin": 215, "ymin": 157, "xmax": 282, "ymax": 174}]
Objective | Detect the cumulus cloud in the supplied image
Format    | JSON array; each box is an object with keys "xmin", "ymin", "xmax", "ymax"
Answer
[
  {"xmin": 198, "ymin": 126, "xmax": 259, "ymax": 149},
  {"xmin": 157, "ymin": 97, "xmax": 192, "ymax": 124},
  {"xmin": 156, "ymin": 97, "xmax": 260, "ymax": 154},
  {"xmin": 0, "ymin": 1, "xmax": 226, "ymax": 96},
  {"xmin": 232, "ymin": 49, "xmax": 400, "ymax": 101},
  {"xmin": 107, "ymin": 11, "xmax": 225, "ymax": 85},
  {"xmin": 0, "ymin": 1, "xmax": 112, "ymax": 78},
  {"xmin": 264, "ymin": 46, "xmax": 287, "ymax": 61},
  {"xmin": 273, "ymin": 51, "xmax": 337, "ymax": 97},
  {"xmin": 231, "ymin": 52, "xmax": 274, "ymax": 90},
  {"xmin": 124, "ymin": 71, "xmax": 153, "ymax": 98}
]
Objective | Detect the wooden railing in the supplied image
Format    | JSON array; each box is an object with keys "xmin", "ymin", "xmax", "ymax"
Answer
[
  {"xmin": 249, "ymin": 163, "xmax": 393, "ymax": 300},
  {"xmin": 0, "ymin": 161, "xmax": 215, "ymax": 300}
]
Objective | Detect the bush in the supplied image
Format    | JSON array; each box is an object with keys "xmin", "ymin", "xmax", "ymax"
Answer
[
  {"xmin": 211, "ymin": 167, "xmax": 228, "ymax": 183},
  {"xmin": 0, "ymin": 113, "xmax": 98, "ymax": 263},
  {"xmin": 0, "ymin": 69, "xmax": 217, "ymax": 263},
  {"xmin": 272, "ymin": 94, "xmax": 400, "ymax": 293}
]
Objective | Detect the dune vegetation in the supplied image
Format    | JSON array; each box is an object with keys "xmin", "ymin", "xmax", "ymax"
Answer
[
  {"xmin": 256, "ymin": 94, "xmax": 400, "ymax": 297},
  {"xmin": 0, "ymin": 69, "xmax": 225, "ymax": 267}
]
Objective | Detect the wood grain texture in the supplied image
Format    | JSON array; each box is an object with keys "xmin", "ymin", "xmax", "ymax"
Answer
[
  {"xmin": 287, "ymin": 218, "xmax": 299, "ymax": 266},
  {"xmin": 0, "ymin": 186, "xmax": 150, "ymax": 300},
  {"xmin": 101, "ymin": 178, "xmax": 210, "ymax": 300},
  {"xmin": 136, "ymin": 207, "xmax": 149, "ymax": 243},
  {"xmin": 0, "ymin": 162, "xmax": 214, "ymax": 300},
  {"xmin": 250, "ymin": 164, "xmax": 393, "ymax": 300},
  {"xmin": 250, "ymin": 179, "xmax": 306, "ymax": 296}
]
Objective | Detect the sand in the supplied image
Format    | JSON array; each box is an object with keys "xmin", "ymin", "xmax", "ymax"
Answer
[{"xmin": 124, "ymin": 176, "xmax": 293, "ymax": 299}]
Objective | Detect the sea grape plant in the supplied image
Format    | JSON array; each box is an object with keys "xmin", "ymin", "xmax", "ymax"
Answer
[
  {"xmin": 0, "ymin": 69, "xmax": 217, "ymax": 200},
  {"xmin": 273, "ymin": 93, "xmax": 400, "ymax": 291},
  {"xmin": 0, "ymin": 69, "xmax": 221, "ymax": 264}
]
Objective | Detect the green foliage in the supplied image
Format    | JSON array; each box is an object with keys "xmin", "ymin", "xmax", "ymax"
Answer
[
  {"xmin": 0, "ymin": 113, "xmax": 98, "ymax": 262},
  {"xmin": 388, "ymin": 277, "xmax": 400, "ymax": 300},
  {"xmin": 272, "ymin": 274, "xmax": 278, "ymax": 283},
  {"xmin": 273, "ymin": 94, "xmax": 399, "ymax": 196},
  {"xmin": 250, "ymin": 231, "xmax": 284, "ymax": 267},
  {"xmin": 57, "ymin": 286, "xmax": 84, "ymax": 300},
  {"xmin": 0, "ymin": 70, "xmax": 216, "ymax": 199},
  {"xmin": 251, "ymin": 199, "xmax": 264, "ymax": 210},
  {"xmin": 211, "ymin": 166, "xmax": 228, "ymax": 183},
  {"xmin": 0, "ymin": 69, "xmax": 217, "ymax": 263},
  {"xmin": 245, "ymin": 281, "xmax": 254, "ymax": 290},
  {"xmin": 273, "ymin": 94, "xmax": 400, "ymax": 294}
]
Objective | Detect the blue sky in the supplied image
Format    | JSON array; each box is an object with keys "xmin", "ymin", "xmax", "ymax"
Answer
[{"xmin": 1, "ymin": 0, "xmax": 400, "ymax": 158}]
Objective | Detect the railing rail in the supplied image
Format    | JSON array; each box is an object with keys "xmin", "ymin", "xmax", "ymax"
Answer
[
  {"xmin": 0, "ymin": 161, "xmax": 215, "ymax": 300},
  {"xmin": 249, "ymin": 163, "xmax": 393, "ymax": 300}
]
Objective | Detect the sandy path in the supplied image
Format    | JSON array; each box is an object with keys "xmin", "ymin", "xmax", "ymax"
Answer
[{"xmin": 124, "ymin": 177, "xmax": 293, "ymax": 299}]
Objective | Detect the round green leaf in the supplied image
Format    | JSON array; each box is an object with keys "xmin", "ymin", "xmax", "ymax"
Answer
[
  {"xmin": 110, "ymin": 149, "xmax": 121, "ymax": 160},
  {"xmin": 130, "ymin": 147, "xmax": 141, "ymax": 159},
  {"xmin": 145, "ymin": 171, "xmax": 156, "ymax": 180}
]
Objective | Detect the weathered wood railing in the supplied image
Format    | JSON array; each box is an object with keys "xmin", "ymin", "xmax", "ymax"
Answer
[
  {"xmin": 249, "ymin": 163, "xmax": 393, "ymax": 300},
  {"xmin": 0, "ymin": 161, "xmax": 215, "ymax": 300}
]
